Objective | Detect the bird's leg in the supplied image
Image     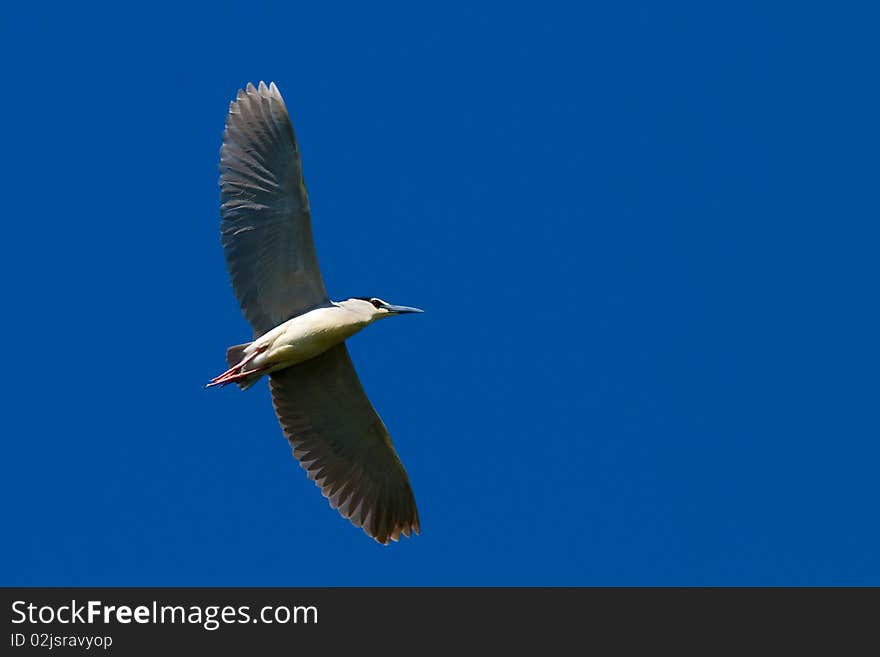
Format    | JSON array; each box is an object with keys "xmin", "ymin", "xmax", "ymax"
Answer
[
  {"xmin": 209, "ymin": 349, "xmax": 260, "ymax": 383},
  {"xmin": 205, "ymin": 366, "xmax": 268, "ymax": 388},
  {"xmin": 206, "ymin": 346, "xmax": 266, "ymax": 387}
]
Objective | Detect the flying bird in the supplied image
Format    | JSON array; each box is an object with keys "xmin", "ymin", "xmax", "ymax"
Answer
[{"xmin": 208, "ymin": 81, "xmax": 422, "ymax": 544}]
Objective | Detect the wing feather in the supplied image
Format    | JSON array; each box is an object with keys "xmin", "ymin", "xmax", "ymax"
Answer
[
  {"xmin": 269, "ymin": 345, "xmax": 420, "ymax": 544},
  {"xmin": 220, "ymin": 82, "xmax": 329, "ymax": 336}
]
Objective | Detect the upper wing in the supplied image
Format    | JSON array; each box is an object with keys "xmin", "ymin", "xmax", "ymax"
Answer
[
  {"xmin": 220, "ymin": 81, "xmax": 329, "ymax": 337},
  {"xmin": 269, "ymin": 344, "xmax": 420, "ymax": 544}
]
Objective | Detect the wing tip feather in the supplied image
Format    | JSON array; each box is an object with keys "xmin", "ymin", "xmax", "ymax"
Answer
[{"xmin": 269, "ymin": 351, "xmax": 420, "ymax": 546}]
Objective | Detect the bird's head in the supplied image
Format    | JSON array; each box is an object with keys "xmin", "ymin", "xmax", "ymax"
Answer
[{"xmin": 342, "ymin": 297, "xmax": 424, "ymax": 322}]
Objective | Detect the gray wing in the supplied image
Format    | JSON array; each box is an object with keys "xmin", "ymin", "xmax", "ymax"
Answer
[
  {"xmin": 270, "ymin": 344, "xmax": 420, "ymax": 544},
  {"xmin": 220, "ymin": 81, "xmax": 329, "ymax": 337}
]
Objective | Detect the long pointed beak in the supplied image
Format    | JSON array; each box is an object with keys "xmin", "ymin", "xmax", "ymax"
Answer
[{"xmin": 384, "ymin": 304, "xmax": 424, "ymax": 314}]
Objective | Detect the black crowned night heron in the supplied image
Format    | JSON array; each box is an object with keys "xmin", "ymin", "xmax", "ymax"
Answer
[{"xmin": 208, "ymin": 82, "xmax": 422, "ymax": 545}]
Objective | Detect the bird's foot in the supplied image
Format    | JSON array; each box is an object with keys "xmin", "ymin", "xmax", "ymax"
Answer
[
  {"xmin": 205, "ymin": 366, "xmax": 266, "ymax": 388},
  {"xmin": 206, "ymin": 346, "xmax": 266, "ymax": 388}
]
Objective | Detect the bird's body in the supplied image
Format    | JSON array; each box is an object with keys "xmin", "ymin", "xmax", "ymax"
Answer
[
  {"xmin": 208, "ymin": 81, "xmax": 422, "ymax": 544},
  {"xmin": 248, "ymin": 303, "xmax": 369, "ymax": 366},
  {"xmin": 211, "ymin": 299, "xmax": 417, "ymax": 389}
]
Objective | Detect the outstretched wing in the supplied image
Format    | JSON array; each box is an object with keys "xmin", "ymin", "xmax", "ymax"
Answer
[
  {"xmin": 220, "ymin": 81, "xmax": 329, "ymax": 337},
  {"xmin": 269, "ymin": 345, "xmax": 420, "ymax": 544}
]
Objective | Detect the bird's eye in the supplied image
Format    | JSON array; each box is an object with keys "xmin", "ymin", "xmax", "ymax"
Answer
[{"xmin": 371, "ymin": 299, "xmax": 383, "ymax": 309}]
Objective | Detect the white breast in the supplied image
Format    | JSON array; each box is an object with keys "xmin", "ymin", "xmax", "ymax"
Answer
[{"xmin": 251, "ymin": 306, "xmax": 368, "ymax": 370}]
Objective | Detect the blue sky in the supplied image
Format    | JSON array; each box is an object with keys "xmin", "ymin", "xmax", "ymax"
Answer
[{"xmin": 2, "ymin": 2, "xmax": 878, "ymax": 585}]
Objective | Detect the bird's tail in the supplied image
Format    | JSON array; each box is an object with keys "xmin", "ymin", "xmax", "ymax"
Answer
[
  {"xmin": 226, "ymin": 342, "xmax": 250, "ymax": 369},
  {"xmin": 206, "ymin": 342, "xmax": 266, "ymax": 390}
]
